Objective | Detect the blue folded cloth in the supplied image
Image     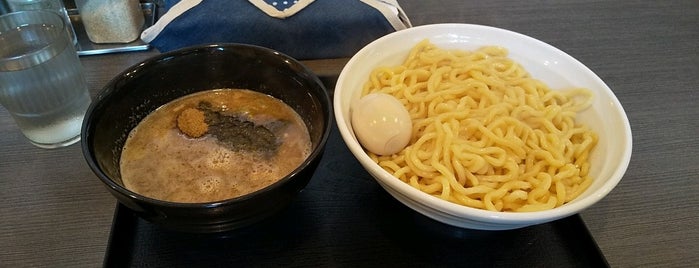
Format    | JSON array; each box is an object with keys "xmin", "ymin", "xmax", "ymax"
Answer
[{"xmin": 141, "ymin": 0, "xmax": 411, "ymax": 59}]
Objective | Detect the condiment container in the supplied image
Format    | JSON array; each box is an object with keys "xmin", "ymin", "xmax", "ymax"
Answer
[{"xmin": 74, "ymin": 0, "xmax": 144, "ymax": 43}]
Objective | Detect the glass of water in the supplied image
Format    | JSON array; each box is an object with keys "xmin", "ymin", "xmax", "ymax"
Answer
[
  {"xmin": 0, "ymin": 10, "xmax": 91, "ymax": 148},
  {"xmin": 6, "ymin": 0, "xmax": 77, "ymax": 46}
]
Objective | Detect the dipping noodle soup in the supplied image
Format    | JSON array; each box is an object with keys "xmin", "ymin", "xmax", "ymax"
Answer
[
  {"xmin": 359, "ymin": 40, "xmax": 598, "ymax": 212},
  {"xmin": 120, "ymin": 89, "xmax": 312, "ymax": 203}
]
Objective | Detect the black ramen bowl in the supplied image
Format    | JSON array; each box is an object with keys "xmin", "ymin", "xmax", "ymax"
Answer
[{"xmin": 81, "ymin": 43, "xmax": 332, "ymax": 233}]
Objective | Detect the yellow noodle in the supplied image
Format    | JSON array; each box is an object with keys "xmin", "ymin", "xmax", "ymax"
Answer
[{"xmin": 366, "ymin": 40, "xmax": 598, "ymax": 212}]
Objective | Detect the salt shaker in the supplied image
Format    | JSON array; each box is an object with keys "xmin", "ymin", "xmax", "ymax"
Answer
[{"xmin": 75, "ymin": 0, "xmax": 144, "ymax": 43}]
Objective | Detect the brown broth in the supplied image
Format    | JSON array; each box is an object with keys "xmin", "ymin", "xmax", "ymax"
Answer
[{"xmin": 119, "ymin": 89, "xmax": 311, "ymax": 203}]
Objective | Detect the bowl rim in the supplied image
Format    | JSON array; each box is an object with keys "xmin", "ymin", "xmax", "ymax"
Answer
[
  {"xmin": 82, "ymin": 43, "xmax": 333, "ymax": 208},
  {"xmin": 334, "ymin": 23, "xmax": 632, "ymax": 224}
]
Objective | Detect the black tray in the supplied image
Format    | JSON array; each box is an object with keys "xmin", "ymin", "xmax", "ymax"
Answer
[{"xmin": 104, "ymin": 76, "xmax": 609, "ymax": 268}]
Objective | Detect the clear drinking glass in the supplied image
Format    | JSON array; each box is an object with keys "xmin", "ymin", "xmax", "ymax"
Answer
[
  {"xmin": 6, "ymin": 0, "xmax": 77, "ymax": 46},
  {"xmin": 0, "ymin": 10, "xmax": 91, "ymax": 148}
]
